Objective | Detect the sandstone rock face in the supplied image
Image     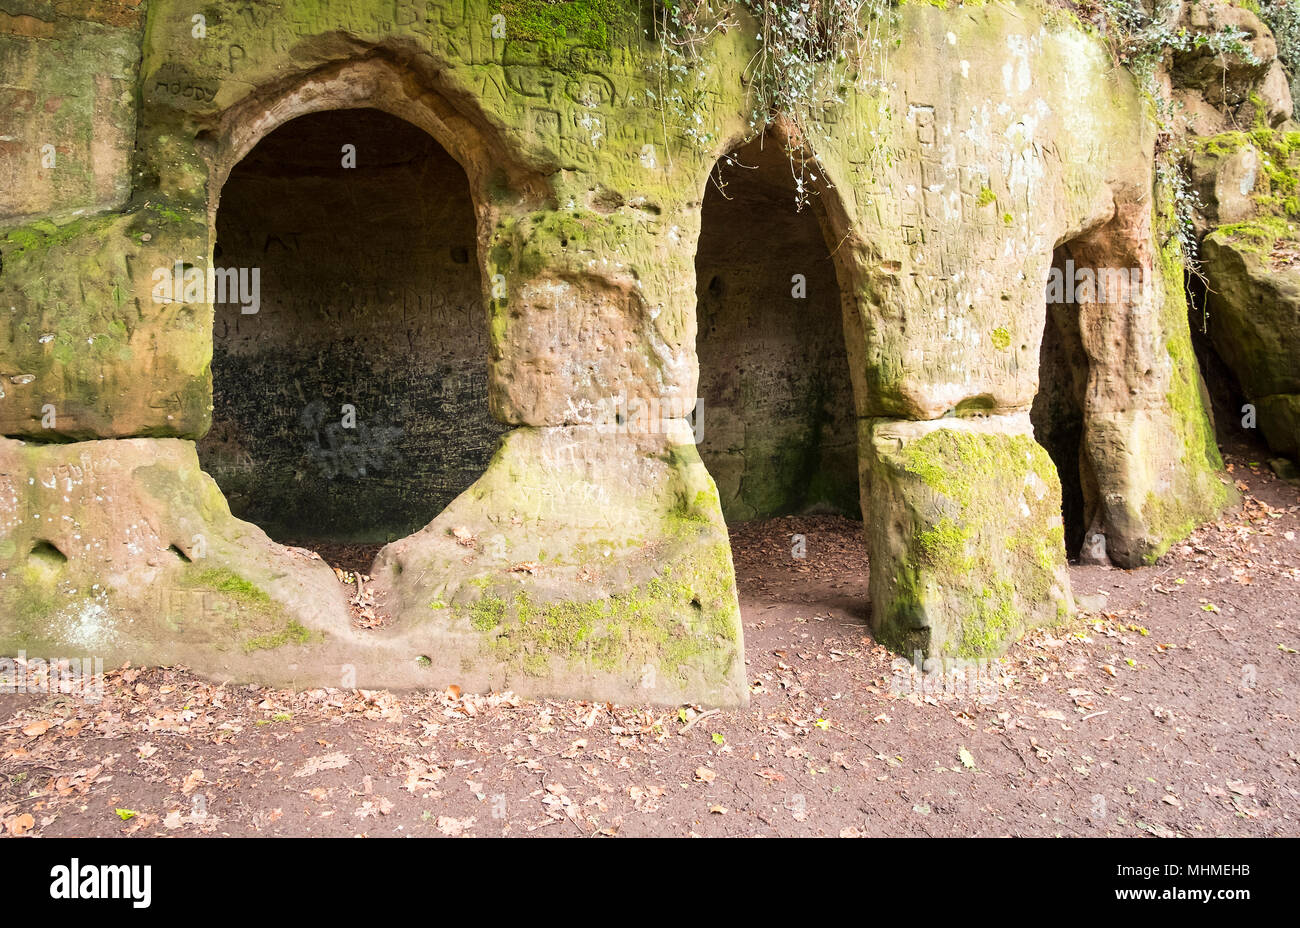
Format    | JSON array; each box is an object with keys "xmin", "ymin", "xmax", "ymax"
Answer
[
  {"xmin": 1176, "ymin": 3, "xmax": 1300, "ymax": 475},
  {"xmin": 0, "ymin": 4, "xmax": 142, "ymax": 221},
  {"xmin": 862, "ymin": 415, "xmax": 1072, "ymax": 659},
  {"xmin": 1174, "ymin": 0, "xmax": 1294, "ymax": 128},
  {"xmin": 0, "ymin": 437, "xmax": 357, "ymax": 686},
  {"xmin": 0, "ymin": 0, "xmax": 1245, "ymax": 701},
  {"xmin": 0, "ymin": 211, "xmax": 212, "ymax": 440},
  {"xmin": 370, "ymin": 421, "xmax": 747, "ymax": 706},
  {"xmin": 1202, "ymin": 230, "xmax": 1300, "ymax": 459}
]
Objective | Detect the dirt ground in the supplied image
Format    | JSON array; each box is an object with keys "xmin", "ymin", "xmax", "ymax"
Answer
[{"xmin": 2, "ymin": 448, "xmax": 1297, "ymax": 838}]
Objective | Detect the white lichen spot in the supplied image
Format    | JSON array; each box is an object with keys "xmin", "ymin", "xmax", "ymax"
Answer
[
  {"xmin": 50, "ymin": 595, "xmax": 117, "ymax": 650},
  {"xmin": 1023, "ymin": 469, "xmax": 1049, "ymax": 501}
]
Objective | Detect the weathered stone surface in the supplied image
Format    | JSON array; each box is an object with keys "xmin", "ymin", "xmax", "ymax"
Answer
[
  {"xmin": 807, "ymin": 5, "xmax": 1144, "ymax": 423},
  {"xmin": 804, "ymin": 4, "xmax": 1231, "ymax": 567},
  {"xmin": 861, "ymin": 415, "xmax": 1073, "ymax": 660},
  {"xmin": 0, "ymin": 436, "xmax": 357, "ymax": 685},
  {"xmin": 1173, "ymin": 0, "xmax": 1293, "ymax": 128},
  {"xmin": 1186, "ymin": 126, "xmax": 1300, "ymax": 471},
  {"xmin": 1202, "ymin": 228, "xmax": 1300, "ymax": 460},
  {"xmin": 0, "ymin": 209, "xmax": 212, "ymax": 439},
  {"xmin": 0, "ymin": 428, "xmax": 747, "ymax": 703},
  {"xmin": 370, "ymin": 420, "xmax": 747, "ymax": 707},
  {"xmin": 1202, "ymin": 228, "xmax": 1300, "ymax": 398},
  {"xmin": 0, "ymin": 6, "xmax": 142, "ymax": 222},
  {"xmin": 1191, "ymin": 140, "xmax": 1264, "ymax": 230},
  {"xmin": 0, "ymin": 0, "xmax": 1249, "ymax": 698},
  {"xmin": 1257, "ymin": 393, "xmax": 1300, "ymax": 458},
  {"xmin": 1049, "ymin": 199, "xmax": 1235, "ymax": 567},
  {"xmin": 1190, "ymin": 129, "xmax": 1300, "ymax": 231}
]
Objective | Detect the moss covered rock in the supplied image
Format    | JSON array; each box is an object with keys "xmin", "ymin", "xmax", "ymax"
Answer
[
  {"xmin": 0, "ymin": 208, "xmax": 213, "ymax": 439},
  {"xmin": 0, "ymin": 8, "xmax": 143, "ymax": 222},
  {"xmin": 1202, "ymin": 226, "xmax": 1300, "ymax": 460},
  {"xmin": 0, "ymin": 436, "xmax": 357, "ymax": 685},
  {"xmin": 369, "ymin": 420, "xmax": 748, "ymax": 706},
  {"xmin": 861, "ymin": 415, "xmax": 1073, "ymax": 660}
]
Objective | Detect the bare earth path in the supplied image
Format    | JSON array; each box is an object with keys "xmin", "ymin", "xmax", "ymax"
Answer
[{"xmin": 2, "ymin": 451, "xmax": 1297, "ymax": 838}]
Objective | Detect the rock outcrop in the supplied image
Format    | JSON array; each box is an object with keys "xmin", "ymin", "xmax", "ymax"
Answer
[{"xmin": 0, "ymin": 0, "xmax": 1245, "ymax": 702}]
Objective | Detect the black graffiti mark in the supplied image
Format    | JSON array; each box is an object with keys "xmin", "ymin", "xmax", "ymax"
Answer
[{"xmin": 298, "ymin": 398, "xmax": 404, "ymax": 480}]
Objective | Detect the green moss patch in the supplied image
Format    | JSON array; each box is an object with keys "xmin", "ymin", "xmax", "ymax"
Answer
[
  {"xmin": 184, "ymin": 567, "xmax": 272, "ymax": 605},
  {"xmin": 243, "ymin": 620, "xmax": 318, "ymax": 653},
  {"xmin": 878, "ymin": 425, "xmax": 1070, "ymax": 659},
  {"xmin": 458, "ymin": 542, "xmax": 739, "ymax": 685},
  {"xmin": 491, "ymin": 0, "xmax": 639, "ymax": 51}
]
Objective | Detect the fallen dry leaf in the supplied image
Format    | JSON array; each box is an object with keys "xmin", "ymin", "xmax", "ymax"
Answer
[
  {"xmin": 181, "ymin": 769, "xmax": 204, "ymax": 795},
  {"xmin": 5, "ymin": 813, "xmax": 35, "ymax": 836},
  {"xmin": 294, "ymin": 752, "xmax": 350, "ymax": 778}
]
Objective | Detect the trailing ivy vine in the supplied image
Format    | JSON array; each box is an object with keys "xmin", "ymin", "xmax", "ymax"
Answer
[{"xmin": 649, "ymin": 0, "xmax": 896, "ymax": 208}]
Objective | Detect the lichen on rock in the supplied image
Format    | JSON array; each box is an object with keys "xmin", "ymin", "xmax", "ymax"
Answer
[{"xmin": 0, "ymin": 0, "xmax": 1258, "ymax": 701}]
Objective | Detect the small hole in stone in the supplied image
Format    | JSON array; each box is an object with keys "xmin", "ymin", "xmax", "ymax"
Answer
[
  {"xmin": 707, "ymin": 275, "xmax": 724, "ymax": 298},
  {"xmin": 169, "ymin": 544, "xmax": 192, "ymax": 563},
  {"xmin": 690, "ymin": 597, "xmax": 702, "ymax": 610},
  {"xmin": 30, "ymin": 540, "xmax": 67, "ymax": 564},
  {"xmin": 450, "ymin": 245, "xmax": 470, "ymax": 264}
]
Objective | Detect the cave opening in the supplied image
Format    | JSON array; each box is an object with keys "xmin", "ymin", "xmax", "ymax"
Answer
[
  {"xmin": 694, "ymin": 137, "xmax": 860, "ymax": 524},
  {"xmin": 1185, "ymin": 268, "xmax": 1254, "ymax": 450},
  {"xmin": 198, "ymin": 108, "xmax": 505, "ymax": 546},
  {"xmin": 1031, "ymin": 244, "xmax": 1094, "ymax": 559}
]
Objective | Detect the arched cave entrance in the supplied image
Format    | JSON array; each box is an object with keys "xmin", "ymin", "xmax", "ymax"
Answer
[
  {"xmin": 694, "ymin": 137, "xmax": 860, "ymax": 524},
  {"xmin": 198, "ymin": 108, "xmax": 505, "ymax": 545},
  {"xmin": 1031, "ymin": 243, "xmax": 1096, "ymax": 559}
]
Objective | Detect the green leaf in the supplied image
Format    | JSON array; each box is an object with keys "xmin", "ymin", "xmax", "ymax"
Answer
[
  {"xmin": 711, "ymin": 732, "xmax": 724, "ymax": 745},
  {"xmin": 958, "ymin": 746, "xmax": 976, "ymax": 770},
  {"xmin": 115, "ymin": 808, "xmax": 136, "ymax": 821}
]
